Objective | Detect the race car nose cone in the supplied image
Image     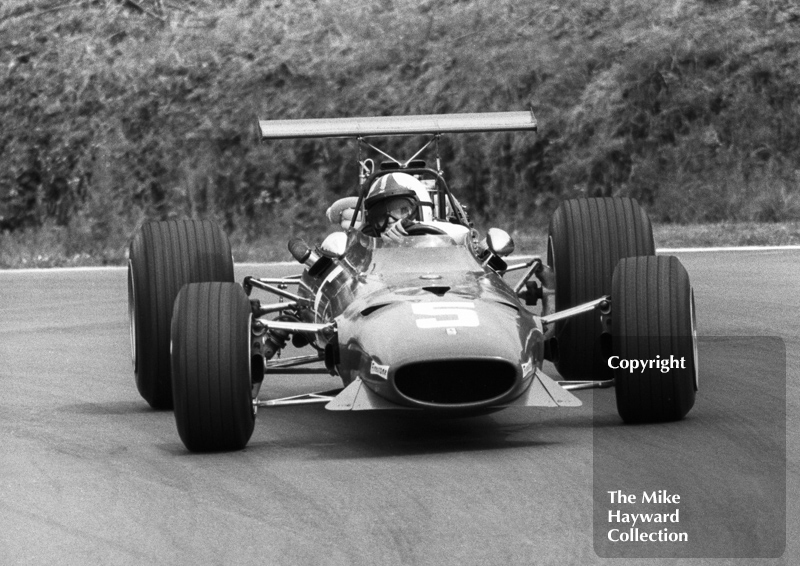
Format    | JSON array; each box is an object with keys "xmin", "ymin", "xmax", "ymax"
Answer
[
  {"xmin": 353, "ymin": 299, "xmax": 529, "ymax": 364},
  {"xmin": 337, "ymin": 297, "xmax": 541, "ymax": 410}
]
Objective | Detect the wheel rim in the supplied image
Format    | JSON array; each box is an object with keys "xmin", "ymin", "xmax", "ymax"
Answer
[
  {"xmin": 127, "ymin": 259, "xmax": 137, "ymax": 372},
  {"xmin": 690, "ymin": 288, "xmax": 699, "ymax": 391}
]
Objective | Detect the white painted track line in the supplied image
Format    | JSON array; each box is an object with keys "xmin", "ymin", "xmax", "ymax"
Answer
[{"xmin": 657, "ymin": 245, "xmax": 800, "ymax": 253}]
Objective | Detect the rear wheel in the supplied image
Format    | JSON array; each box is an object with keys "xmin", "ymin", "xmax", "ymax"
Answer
[
  {"xmin": 548, "ymin": 197, "xmax": 654, "ymax": 380},
  {"xmin": 171, "ymin": 282, "xmax": 256, "ymax": 452},
  {"xmin": 612, "ymin": 256, "xmax": 697, "ymax": 423},
  {"xmin": 128, "ymin": 220, "xmax": 234, "ymax": 409}
]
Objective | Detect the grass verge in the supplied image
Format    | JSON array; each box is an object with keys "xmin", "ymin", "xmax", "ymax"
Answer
[{"xmin": 3, "ymin": 221, "xmax": 800, "ymax": 269}]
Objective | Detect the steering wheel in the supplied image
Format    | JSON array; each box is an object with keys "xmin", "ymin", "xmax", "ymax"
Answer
[{"xmin": 403, "ymin": 221, "xmax": 448, "ymax": 236}]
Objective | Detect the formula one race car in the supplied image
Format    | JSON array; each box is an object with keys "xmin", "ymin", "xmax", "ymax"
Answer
[{"xmin": 127, "ymin": 111, "xmax": 698, "ymax": 452}]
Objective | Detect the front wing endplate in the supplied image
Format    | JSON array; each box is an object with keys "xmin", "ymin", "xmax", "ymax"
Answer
[
  {"xmin": 325, "ymin": 379, "xmax": 417, "ymax": 411},
  {"xmin": 498, "ymin": 369, "xmax": 582, "ymax": 408}
]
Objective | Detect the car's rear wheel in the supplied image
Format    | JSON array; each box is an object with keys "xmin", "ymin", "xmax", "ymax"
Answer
[
  {"xmin": 547, "ymin": 197, "xmax": 654, "ymax": 380},
  {"xmin": 612, "ymin": 256, "xmax": 697, "ymax": 423},
  {"xmin": 171, "ymin": 282, "xmax": 256, "ymax": 452},
  {"xmin": 128, "ymin": 220, "xmax": 234, "ymax": 409}
]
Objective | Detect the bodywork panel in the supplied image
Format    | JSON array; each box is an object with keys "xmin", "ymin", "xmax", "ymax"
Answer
[{"xmin": 298, "ymin": 231, "xmax": 578, "ymax": 413}]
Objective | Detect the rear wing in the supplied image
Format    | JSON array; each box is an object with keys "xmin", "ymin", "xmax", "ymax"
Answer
[{"xmin": 257, "ymin": 110, "xmax": 537, "ymax": 140}]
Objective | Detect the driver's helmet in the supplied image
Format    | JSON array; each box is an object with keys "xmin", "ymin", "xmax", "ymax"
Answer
[{"xmin": 364, "ymin": 172, "xmax": 432, "ymax": 233}]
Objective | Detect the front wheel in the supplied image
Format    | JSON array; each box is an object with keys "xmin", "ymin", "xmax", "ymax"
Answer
[
  {"xmin": 171, "ymin": 282, "xmax": 255, "ymax": 452},
  {"xmin": 612, "ymin": 255, "xmax": 698, "ymax": 423}
]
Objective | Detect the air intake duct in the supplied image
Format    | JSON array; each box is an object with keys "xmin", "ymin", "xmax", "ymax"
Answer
[{"xmin": 394, "ymin": 359, "xmax": 517, "ymax": 405}]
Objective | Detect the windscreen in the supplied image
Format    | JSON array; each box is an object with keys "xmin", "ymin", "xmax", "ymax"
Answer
[{"xmin": 365, "ymin": 235, "xmax": 482, "ymax": 276}]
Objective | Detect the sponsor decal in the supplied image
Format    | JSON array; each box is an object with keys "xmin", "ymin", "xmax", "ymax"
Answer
[
  {"xmin": 521, "ymin": 360, "xmax": 533, "ymax": 377},
  {"xmin": 370, "ymin": 361, "xmax": 390, "ymax": 379}
]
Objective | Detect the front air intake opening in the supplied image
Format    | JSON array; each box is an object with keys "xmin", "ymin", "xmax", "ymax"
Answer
[{"xmin": 394, "ymin": 360, "xmax": 517, "ymax": 405}]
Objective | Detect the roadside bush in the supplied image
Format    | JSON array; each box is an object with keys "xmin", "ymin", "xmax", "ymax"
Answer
[{"xmin": 1, "ymin": 0, "xmax": 798, "ymax": 262}]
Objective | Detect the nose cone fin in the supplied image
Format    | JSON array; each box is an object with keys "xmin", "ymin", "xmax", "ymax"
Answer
[
  {"xmin": 500, "ymin": 370, "xmax": 581, "ymax": 407},
  {"xmin": 326, "ymin": 378, "xmax": 416, "ymax": 411}
]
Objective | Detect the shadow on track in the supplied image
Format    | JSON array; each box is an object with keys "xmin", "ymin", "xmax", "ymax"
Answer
[{"xmin": 157, "ymin": 409, "xmax": 569, "ymax": 458}]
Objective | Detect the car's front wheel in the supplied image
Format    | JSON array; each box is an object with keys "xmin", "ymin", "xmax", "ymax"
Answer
[
  {"xmin": 611, "ymin": 255, "xmax": 698, "ymax": 423},
  {"xmin": 171, "ymin": 282, "xmax": 256, "ymax": 452}
]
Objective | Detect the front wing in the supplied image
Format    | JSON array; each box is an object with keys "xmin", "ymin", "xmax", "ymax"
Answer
[{"xmin": 325, "ymin": 370, "xmax": 581, "ymax": 411}]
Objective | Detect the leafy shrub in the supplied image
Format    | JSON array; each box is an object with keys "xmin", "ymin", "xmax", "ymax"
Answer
[{"xmin": 1, "ymin": 0, "xmax": 798, "ymax": 259}]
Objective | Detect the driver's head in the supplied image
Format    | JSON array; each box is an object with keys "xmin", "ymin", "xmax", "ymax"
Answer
[{"xmin": 364, "ymin": 173, "xmax": 424, "ymax": 233}]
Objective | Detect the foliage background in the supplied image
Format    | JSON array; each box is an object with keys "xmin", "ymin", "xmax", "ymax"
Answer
[{"xmin": 1, "ymin": 0, "xmax": 799, "ymax": 264}]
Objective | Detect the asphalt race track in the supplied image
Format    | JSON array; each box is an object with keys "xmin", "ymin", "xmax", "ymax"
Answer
[{"xmin": 1, "ymin": 250, "xmax": 797, "ymax": 565}]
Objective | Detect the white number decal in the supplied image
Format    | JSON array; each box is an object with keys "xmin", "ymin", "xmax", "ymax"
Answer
[{"xmin": 412, "ymin": 302, "xmax": 479, "ymax": 329}]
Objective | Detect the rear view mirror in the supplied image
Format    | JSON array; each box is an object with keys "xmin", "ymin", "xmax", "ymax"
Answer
[
  {"xmin": 318, "ymin": 231, "xmax": 348, "ymax": 259},
  {"xmin": 486, "ymin": 228, "xmax": 514, "ymax": 257}
]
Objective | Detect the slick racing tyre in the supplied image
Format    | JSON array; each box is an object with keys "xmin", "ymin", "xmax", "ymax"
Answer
[
  {"xmin": 612, "ymin": 256, "xmax": 698, "ymax": 423},
  {"xmin": 128, "ymin": 220, "xmax": 234, "ymax": 409},
  {"xmin": 171, "ymin": 282, "xmax": 255, "ymax": 452},
  {"xmin": 548, "ymin": 197, "xmax": 654, "ymax": 380}
]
